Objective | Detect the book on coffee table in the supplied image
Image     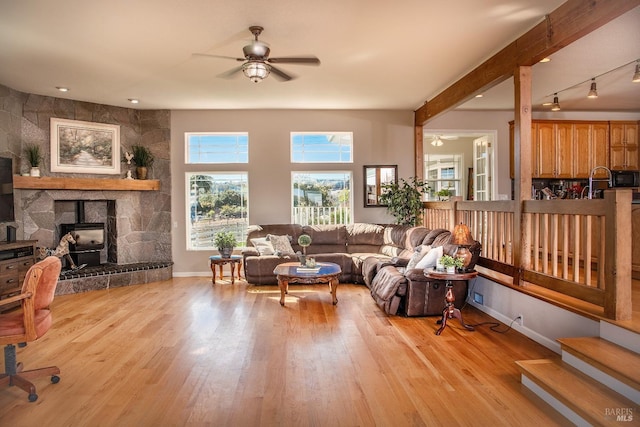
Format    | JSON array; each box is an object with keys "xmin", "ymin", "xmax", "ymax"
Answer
[{"xmin": 297, "ymin": 266, "xmax": 321, "ymax": 273}]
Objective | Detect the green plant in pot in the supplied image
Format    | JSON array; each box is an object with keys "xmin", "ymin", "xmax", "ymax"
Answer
[
  {"xmin": 130, "ymin": 145, "xmax": 154, "ymax": 180},
  {"xmin": 297, "ymin": 234, "xmax": 312, "ymax": 265},
  {"xmin": 440, "ymin": 254, "xmax": 464, "ymax": 273},
  {"xmin": 437, "ymin": 188, "xmax": 452, "ymax": 201},
  {"xmin": 378, "ymin": 177, "xmax": 429, "ymax": 226},
  {"xmin": 214, "ymin": 231, "xmax": 237, "ymax": 258},
  {"xmin": 24, "ymin": 144, "xmax": 42, "ymax": 177}
]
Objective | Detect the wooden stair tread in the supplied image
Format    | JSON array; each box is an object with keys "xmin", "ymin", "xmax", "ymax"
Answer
[
  {"xmin": 516, "ymin": 358, "xmax": 636, "ymax": 426},
  {"xmin": 558, "ymin": 337, "xmax": 640, "ymax": 389}
]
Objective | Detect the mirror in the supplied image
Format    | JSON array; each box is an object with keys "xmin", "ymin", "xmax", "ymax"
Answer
[{"xmin": 364, "ymin": 165, "xmax": 397, "ymax": 207}]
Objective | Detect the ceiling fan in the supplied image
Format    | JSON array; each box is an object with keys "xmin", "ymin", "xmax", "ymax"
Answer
[
  {"xmin": 195, "ymin": 26, "xmax": 320, "ymax": 83},
  {"xmin": 430, "ymin": 135, "xmax": 459, "ymax": 147}
]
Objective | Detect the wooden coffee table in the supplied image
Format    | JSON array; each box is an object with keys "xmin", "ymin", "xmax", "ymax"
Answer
[{"xmin": 273, "ymin": 262, "xmax": 341, "ymax": 306}]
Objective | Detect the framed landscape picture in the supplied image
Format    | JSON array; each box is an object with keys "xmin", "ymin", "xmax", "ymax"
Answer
[{"xmin": 50, "ymin": 118, "xmax": 121, "ymax": 174}]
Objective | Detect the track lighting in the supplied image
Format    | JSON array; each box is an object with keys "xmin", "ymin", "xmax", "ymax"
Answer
[
  {"xmin": 633, "ymin": 61, "xmax": 640, "ymax": 83},
  {"xmin": 551, "ymin": 93, "xmax": 560, "ymax": 111},
  {"xmin": 587, "ymin": 79, "xmax": 598, "ymax": 98}
]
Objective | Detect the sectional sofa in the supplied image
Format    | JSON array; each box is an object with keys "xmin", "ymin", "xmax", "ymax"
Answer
[{"xmin": 241, "ymin": 223, "xmax": 481, "ymax": 316}]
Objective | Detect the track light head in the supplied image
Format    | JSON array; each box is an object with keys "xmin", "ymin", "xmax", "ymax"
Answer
[
  {"xmin": 587, "ymin": 79, "xmax": 598, "ymax": 98},
  {"xmin": 551, "ymin": 93, "xmax": 561, "ymax": 111},
  {"xmin": 633, "ymin": 61, "xmax": 640, "ymax": 83}
]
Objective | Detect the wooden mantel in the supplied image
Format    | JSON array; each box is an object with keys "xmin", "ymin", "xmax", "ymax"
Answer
[{"xmin": 13, "ymin": 175, "xmax": 160, "ymax": 191}]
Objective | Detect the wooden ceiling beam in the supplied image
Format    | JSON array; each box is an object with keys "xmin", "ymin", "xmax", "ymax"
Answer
[{"xmin": 415, "ymin": 0, "xmax": 640, "ymax": 125}]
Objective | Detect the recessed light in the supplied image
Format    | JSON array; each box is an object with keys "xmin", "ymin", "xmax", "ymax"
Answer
[
  {"xmin": 56, "ymin": 86, "xmax": 69, "ymax": 92},
  {"xmin": 542, "ymin": 102, "xmax": 552, "ymax": 106},
  {"xmin": 128, "ymin": 98, "xmax": 139, "ymax": 104},
  {"xmin": 539, "ymin": 57, "xmax": 551, "ymax": 63},
  {"xmin": 475, "ymin": 94, "xmax": 483, "ymax": 98}
]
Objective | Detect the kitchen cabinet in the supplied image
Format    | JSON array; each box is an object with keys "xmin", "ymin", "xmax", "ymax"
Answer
[
  {"xmin": 534, "ymin": 121, "xmax": 574, "ymax": 178},
  {"xmin": 573, "ymin": 122, "xmax": 610, "ymax": 178},
  {"xmin": 610, "ymin": 121, "xmax": 639, "ymax": 170}
]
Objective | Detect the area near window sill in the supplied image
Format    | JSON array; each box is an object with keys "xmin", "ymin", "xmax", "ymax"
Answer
[{"xmin": 13, "ymin": 175, "xmax": 160, "ymax": 191}]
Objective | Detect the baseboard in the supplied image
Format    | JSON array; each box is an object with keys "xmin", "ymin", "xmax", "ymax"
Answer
[
  {"xmin": 468, "ymin": 300, "xmax": 561, "ymax": 354},
  {"xmin": 172, "ymin": 271, "xmax": 212, "ymax": 277}
]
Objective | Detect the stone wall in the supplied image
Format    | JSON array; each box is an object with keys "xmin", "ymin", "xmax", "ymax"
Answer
[{"xmin": 0, "ymin": 84, "xmax": 172, "ymax": 264}]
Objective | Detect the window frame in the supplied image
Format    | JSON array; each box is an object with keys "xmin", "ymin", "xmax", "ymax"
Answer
[
  {"xmin": 291, "ymin": 170, "xmax": 353, "ymax": 226},
  {"xmin": 185, "ymin": 132, "xmax": 249, "ymax": 164},
  {"xmin": 290, "ymin": 132, "xmax": 353, "ymax": 164}
]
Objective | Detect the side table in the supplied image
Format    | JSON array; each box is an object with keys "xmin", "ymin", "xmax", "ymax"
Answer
[
  {"xmin": 424, "ymin": 270, "xmax": 478, "ymax": 335},
  {"xmin": 209, "ymin": 255, "xmax": 243, "ymax": 284}
]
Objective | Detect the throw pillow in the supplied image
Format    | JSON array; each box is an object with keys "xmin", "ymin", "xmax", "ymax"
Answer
[
  {"xmin": 406, "ymin": 245, "xmax": 431, "ymax": 270},
  {"xmin": 415, "ymin": 245, "xmax": 444, "ymax": 269},
  {"xmin": 250, "ymin": 237, "xmax": 275, "ymax": 256},
  {"xmin": 266, "ymin": 234, "xmax": 295, "ymax": 256}
]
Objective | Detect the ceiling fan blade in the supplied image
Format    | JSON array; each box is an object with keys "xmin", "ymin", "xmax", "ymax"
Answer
[
  {"xmin": 267, "ymin": 56, "xmax": 320, "ymax": 65},
  {"xmin": 192, "ymin": 53, "xmax": 244, "ymax": 61},
  {"xmin": 269, "ymin": 65, "xmax": 295, "ymax": 81},
  {"xmin": 217, "ymin": 65, "xmax": 244, "ymax": 79}
]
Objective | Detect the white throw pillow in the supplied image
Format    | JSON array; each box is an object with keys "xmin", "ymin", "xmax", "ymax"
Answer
[
  {"xmin": 266, "ymin": 234, "xmax": 295, "ymax": 256},
  {"xmin": 406, "ymin": 245, "xmax": 431, "ymax": 270},
  {"xmin": 250, "ymin": 237, "xmax": 275, "ymax": 256},
  {"xmin": 415, "ymin": 245, "xmax": 444, "ymax": 269}
]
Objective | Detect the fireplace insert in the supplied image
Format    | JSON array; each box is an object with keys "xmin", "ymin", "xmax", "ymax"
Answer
[{"xmin": 60, "ymin": 223, "xmax": 105, "ymax": 267}]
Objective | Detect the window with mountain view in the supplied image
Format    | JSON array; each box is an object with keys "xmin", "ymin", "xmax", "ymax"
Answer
[
  {"xmin": 186, "ymin": 172, "xmax": 248, "ymax": 250},
  {"xmin": 291, "ymin": 172, "xmax": 352, "ymax": 225}
]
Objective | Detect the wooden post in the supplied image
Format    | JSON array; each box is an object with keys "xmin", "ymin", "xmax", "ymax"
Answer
[
  {"xmin": 513, "ymin": 66, "xmax": 532, "ymax": 286},
  {"xmin": 604, "ymin": 189, "xmax": 632, "ymax": 320}
]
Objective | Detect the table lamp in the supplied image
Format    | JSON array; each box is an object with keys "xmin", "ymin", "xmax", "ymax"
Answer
[{"xmin": 450, "ymin": 223, "xmax": 474, "ymax": 270}]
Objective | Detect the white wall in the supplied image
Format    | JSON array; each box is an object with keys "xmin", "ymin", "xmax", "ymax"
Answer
[{"xmin": 170, "ymin": 109, "xmax": 414, "ymax": 275}]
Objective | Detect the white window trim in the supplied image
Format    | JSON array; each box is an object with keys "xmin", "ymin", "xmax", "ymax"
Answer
[{"xmin": 185, "ymin": 132, "xmax": 249, "ymax": 164}]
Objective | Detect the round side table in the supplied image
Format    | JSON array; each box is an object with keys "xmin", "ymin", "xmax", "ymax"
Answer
[{"xmin": 424, "ymin": 270, "xmax": 478, "ymax": 335}]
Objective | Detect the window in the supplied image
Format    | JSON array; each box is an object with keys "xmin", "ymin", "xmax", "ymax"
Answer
[
  {"xmin": 186, "ymin": 133, "xmax": 248, "ymax": 164},
  {"xmin": 186, "ymin": 172, "xmax": 248, "ymax": 250},
  {"xmin": 292, "ymin": 172, "xmax": 352, "ymax": 225},
  {"xmin": 424, "ymin": 154, "xmax": 462, "ymax": 200},
  {"xmin": 291, "ymin": 132, "xmax": 352, "ymax": 163}
]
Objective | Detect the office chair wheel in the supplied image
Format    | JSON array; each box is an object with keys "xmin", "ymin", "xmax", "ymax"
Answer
[
  {"xmin": 28, "ymin": 393, "xmax": 38, "ymax": 402},
  {"xmin": 51, "ymin": 375, "xmax": 60, "ymax": 384}
]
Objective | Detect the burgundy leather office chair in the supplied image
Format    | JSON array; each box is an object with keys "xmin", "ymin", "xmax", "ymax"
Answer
[{"xmin": 0, "ymin": 256, "xmax": 62, "ymax": 401}]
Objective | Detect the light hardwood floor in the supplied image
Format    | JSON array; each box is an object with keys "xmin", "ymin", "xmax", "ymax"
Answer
[{"xmin": 0, "ymin": 277, "xmax": 572, "ymax": 426}]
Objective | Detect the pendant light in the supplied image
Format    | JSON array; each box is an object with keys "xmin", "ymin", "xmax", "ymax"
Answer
[
  {"xmin": 633, "ymin": 60, "xmax": 640, "ymax": 83},
  {"xmin": 551, "ymin": 93, "xmax": 561, "ymax": 111}
]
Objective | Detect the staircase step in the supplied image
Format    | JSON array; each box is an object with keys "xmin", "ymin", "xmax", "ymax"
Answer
[
  {"xmin": 558, "ymin": 336, "xmax": 640, "ymax": 392},
  {"xmin": 516, "ymin": 358, "xmax": 637, "ymax": 426}
]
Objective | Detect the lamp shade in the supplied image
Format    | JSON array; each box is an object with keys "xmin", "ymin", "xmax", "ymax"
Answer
[
  {"xmin": 450, "ymin": 223, "xmax": 474, "ymax": 246},
  {"xmin": 243, "ymin": 61, "xmax": 270, "ymax": 83}
]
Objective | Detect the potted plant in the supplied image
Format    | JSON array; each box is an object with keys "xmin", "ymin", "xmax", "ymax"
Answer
[
  {"xmin": 440, "ymin": 254, "xmax": 464, "ymax": 273},
  {"xmin": 437, "ymin": 188, "xmax": 452, "ymax": 201},
  {"xmin": 378, "ymin": 177, "xmax": 429, "ymax": 226},
  {"xmin": 297, "ymin": 234, "xmax": 312, "ymax": 265},
  {"xmin": 130, "ymin": 145, "xmax": 154, "ymax": 180},
  {"xmin": 214, "ymin": 231, "xmax": 237, "ymax": 258},
  {"xmin": 24, "ymin": 144, "xmax": 42, "ymax": 177}
]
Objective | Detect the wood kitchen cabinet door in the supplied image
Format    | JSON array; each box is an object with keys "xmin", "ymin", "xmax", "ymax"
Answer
[
  {"xmin": 574, "ymin": 122, "xmax": 610, "ymax": 178},
  {"xmin": 591, "ymin": 123, "xmax": 610, "ymax": 177},
  {"xmin": 555, "ymin": 123, "xmax": 574, "ymax": 178},
  {"xmin": 610, "ymin": 121, "xmax": 639, "ymax": 170},
  {"xmin": 536, "ymin": 122, "xmax": 556, "ymax": 178}
]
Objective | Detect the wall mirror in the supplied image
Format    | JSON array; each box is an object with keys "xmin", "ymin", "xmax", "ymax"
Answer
[{"xmin": 364, "ymin": 165, "xmax": 397, "ymax": 207}]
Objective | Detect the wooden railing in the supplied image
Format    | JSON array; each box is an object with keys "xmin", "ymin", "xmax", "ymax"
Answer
[
  {"xmin": 292, "ymin": 206, "xmax": 351, "ymax": 226},
  {"xmin": 423, "ymin": 190, "xmax": 633, "ymax": 320}
]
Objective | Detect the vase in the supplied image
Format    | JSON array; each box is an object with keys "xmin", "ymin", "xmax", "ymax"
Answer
[
  {"xmin": 446, "ymin": 266, "xmax": 456, "ymax": 274},
  {"xmin": 30, "ymin": 167, "xmax": 40, "ymax": 177},
  {"xmin": 219, "ymin": 247, "xmax": 232, "ymax": 258},
  {"xmin": 136, "ymin": 166, "xmax": 148, "ymax": 180}
]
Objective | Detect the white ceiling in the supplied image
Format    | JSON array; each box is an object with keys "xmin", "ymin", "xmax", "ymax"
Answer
[{"xmin": 0, "ymin": 1, "xmax": 638, "ymax": 112}]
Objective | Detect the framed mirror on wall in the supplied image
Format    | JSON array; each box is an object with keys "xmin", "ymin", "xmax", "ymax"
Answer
[{"xmin": 364, "ymin": 165, "xmax": 397, "ymax": 207}]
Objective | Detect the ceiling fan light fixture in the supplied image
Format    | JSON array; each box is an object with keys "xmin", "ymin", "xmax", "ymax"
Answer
[
  {"xmin": 551, "ymin": 93, "xmax": 561, "ymax": 111},
  {"xmin": 242, "ymin": 61, "xmax": 270, "ymax": 83},
  {"xmin": 431, "ymin": 137, "xmax": 443, "ymax": 147},
  {"xmin": 587, "ymin": 79, "xmax": 598, "ymax": 98},
  {"xmin": 633, "ymin": 61, "xmax": 640, "ymax": 83}
]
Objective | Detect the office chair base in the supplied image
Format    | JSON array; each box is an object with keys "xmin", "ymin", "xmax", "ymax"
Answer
[{"xmin": 2, "ymin": 344, "xmax": 60, "ymax": 402}]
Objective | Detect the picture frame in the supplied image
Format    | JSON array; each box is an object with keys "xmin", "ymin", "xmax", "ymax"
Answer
[
  {"xmin": 364, "ymin": 165, "xmax": 397, "ymax": 207},
  {"xmin": 50, "ymin": 118, "xmax": 121, "ymax": 174}
]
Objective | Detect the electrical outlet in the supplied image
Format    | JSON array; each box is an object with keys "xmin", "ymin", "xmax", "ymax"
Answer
[
  {"xmin": 515, "ymin": 314, "xmax": 523, "ymax": 326},
  {"xmin": 473, "ymin": 292, "xmax": 483, "ymax": 305}
]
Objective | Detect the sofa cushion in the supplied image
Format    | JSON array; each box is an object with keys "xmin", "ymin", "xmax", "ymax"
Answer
[
  {"xmin": 250, "ymin": 237, "xmax": 275, "ymax": 256},
  {"xmin": 346, "ymin": 223, "xmax": 384, "ymax": 252},
  {"xmin": 301, "ymin": 224, "xmax": 348, "ymax": 254},
  {"xmin": 415, "ymin": 245, "xmax": 443, "ymax": 269},
  {"xmin": 267, "ymin": 234, "xmax": 295, "ymax": 256}
]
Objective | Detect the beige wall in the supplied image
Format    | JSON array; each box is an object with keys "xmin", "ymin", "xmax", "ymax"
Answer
[{"xmin": 170, "ymin": 109, "xmax": 414, "ymax": 275}]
